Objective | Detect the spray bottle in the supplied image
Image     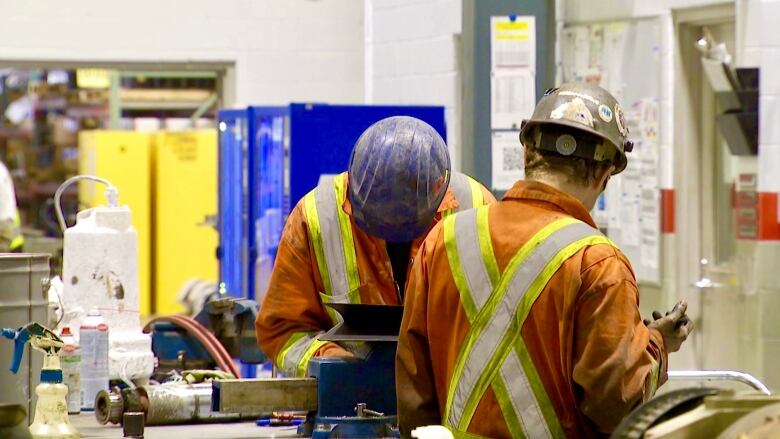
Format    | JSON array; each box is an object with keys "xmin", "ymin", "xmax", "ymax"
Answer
[{"xmin": 1, "ymin": 322, "xmax": 80, "ymax": 439}]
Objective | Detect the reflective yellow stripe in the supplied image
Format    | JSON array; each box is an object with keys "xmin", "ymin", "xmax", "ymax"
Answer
[
  {"xmin": 515, "ymin": 338, "xmax": 562, "ymax": 438},
  {"xmin": 304, "ymin": 192, "xmax": 332, "ymax": 295},
  {"xmin": 444, "ymin": 215, "xmax": 478, "ymax": 320},
  {"xmin": 320, "ymin": 292, "xmax": 343, "ymax": 325},
  {"xmin": 448, "ymin": 427, "xmax": 486, "ymax": 439},
  {"xmin": 443, "ymin": 217, "xmax": 579, "ymax": 425},
  {"xmin": 9, "ymin": 235, "xmax": 23, "ymax": 251},
  {"xmin": 475, "ymin": 207, "xmax": 498, "ymax": 285},
  {"xmin": 276, "ymin": 332, "xmax": 305, "ymax": 371},
  {"xmin": 515, "ymin": 234, "xmax": 612, "ymax": 326},
  {"xmin": 297, "ymin": 339, "xmax": 328, "ymax": 377},
  {"xmin": 491, "ymin": 377, "xmax": 528, "ymax": 438},
  {"xmin": 647, "ymin": 358, "xmax": 661, "ymax": 400},
  {"xmin": 333, "ymin": 173, "xmax": 361, "ymax": 296},
  {"xmin": 455, "ymin": 206, "xmax": 524, "ymax": 436},
  {"xmin": 276, "ymin": 332, "xmax": 328, "ymax": 377},
  {"xmin": 9, "ymin": 211, "xmax": 22, "ymax": 251},
  {"xmin": 460, "ymin": 234, "xmax": 612, "ymax": 433},
  {"xmin": 444, "ymin": 173, "xmax": 485, "ymax": 217},
  {"xmin": 467, "ymin": 176, "xmax": 484, "ymax": 208},
  {"xmin": 318, "ymin": 289, "xmax": 361, "ymax": 324}
]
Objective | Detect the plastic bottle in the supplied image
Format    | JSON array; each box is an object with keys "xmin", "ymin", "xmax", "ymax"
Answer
[
  {"xmin": 29, "ymin": 378, "xmax": 79, "ymax": 439},
  {"xmin": 79, "ymin": 309, "xmax": 108, "ymax": 411},
  {"xmin": 59, "ymin": 327, "xmax": 80, "ymax": 415},
  {"xmin": 30, "ymin": 327, "xmax": 79, "ymax": 438}
]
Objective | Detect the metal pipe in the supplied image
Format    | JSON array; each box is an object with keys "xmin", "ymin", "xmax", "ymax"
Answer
[
  {"xmin": 667, "ymin": 370, "xmax": 771, "ymax": 395},
  {"xmin": 96, "ymin": 382, "xmax": 260, "ymax": 426}
]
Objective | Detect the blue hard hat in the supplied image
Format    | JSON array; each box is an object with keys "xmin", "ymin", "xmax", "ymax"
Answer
[{"xmin": 348, "ymin": 116, "xmax": 451, "ymax": 242}]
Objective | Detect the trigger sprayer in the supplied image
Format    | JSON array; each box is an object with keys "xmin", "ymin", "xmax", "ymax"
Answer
[{"xmin": 2, "ymin": 323, "xmax": 80, "ymax": 439}]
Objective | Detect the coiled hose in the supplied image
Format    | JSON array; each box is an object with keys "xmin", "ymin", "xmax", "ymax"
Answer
[{"xmin": 143, "ymin": 315, "xmax": 240, "ymax": 378}]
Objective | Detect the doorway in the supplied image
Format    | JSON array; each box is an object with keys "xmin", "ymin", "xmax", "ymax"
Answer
[
  {"xmin": 0, "ymin": 60, "xmax": 233, "ymax": 316},
  {"xmin": 674, "ymin": 4, "xmax": 758, "ymax": 376}
]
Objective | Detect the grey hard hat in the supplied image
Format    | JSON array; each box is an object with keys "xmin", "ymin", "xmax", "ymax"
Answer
[{"xmin": 519, "ymin": 83, "xmax": 634, "ymax": 174}]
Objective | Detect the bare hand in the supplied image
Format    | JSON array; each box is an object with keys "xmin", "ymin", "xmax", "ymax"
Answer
[
  {"xmin": 645, "ymin": 301, "xmax": 693, "ymax": 353},
  {"xmin": 317, "ymin": 343, "xmax": 354, "ymax": 358}
]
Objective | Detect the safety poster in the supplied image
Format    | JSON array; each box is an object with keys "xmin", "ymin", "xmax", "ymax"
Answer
[{"xmin": 560, "ymin": 19, "xmax": 663, "ymax": 284}]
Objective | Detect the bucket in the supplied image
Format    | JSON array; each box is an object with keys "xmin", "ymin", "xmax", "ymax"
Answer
[{"xmin": 0, "ymin": 254, "xmax": 50, "ymax": 425}]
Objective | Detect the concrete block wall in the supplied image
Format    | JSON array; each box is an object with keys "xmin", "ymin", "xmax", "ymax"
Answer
[
  {"xmin": 0, "ymin": 0, "xmax": 365, "ymax": 105},
  {"xmin": 366, "ymin": 0, "xmax": 463, "ymax": 169}
]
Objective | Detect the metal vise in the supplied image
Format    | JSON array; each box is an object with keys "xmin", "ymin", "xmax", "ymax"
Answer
[
  {"xmin": 213, "ymin": 303, "xmax": 403, "ymax": 438},
  {"xmin": 149, "ymin": 297, "xmax": 265, "ymax": 373}
]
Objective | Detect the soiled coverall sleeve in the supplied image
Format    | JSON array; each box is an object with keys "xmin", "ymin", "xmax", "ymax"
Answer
[
  {"xmin": 572, "ymin": 250, "xmax": 667, "ymax": 434},
  {"xmin": 255, "ymin": 203, "xmax": 345, "ymax": 366},
  {"xmin": 396, "ymin": 229, "xmax": 441, "ymax": 436}
]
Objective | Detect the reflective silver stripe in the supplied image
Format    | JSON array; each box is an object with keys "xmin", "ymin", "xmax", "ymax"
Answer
[
  {"xmin": 281, "ymin": 331, "xmax": 325, "ymax": 376},
  {"xmin": 449, "ymin": 172, "xmax": 474, "ymax": 213},
  {"xmin": 500, "ymin": 350, "xmax": 550, "ymax": 438},
  {"xmin": 314, "ymin": 175, "xmax": 350, "ymax": 295},
  {"xmin": 448, "ymin": 221, "xmax": 598, "ymax": 428},
  {"xmin": 453, "ymin": 209, "xmax": 493, "ymax": 312}
]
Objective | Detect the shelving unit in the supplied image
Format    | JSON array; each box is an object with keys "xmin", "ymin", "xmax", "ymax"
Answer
[
  {"xmin": 107, "ymin": 70, "xmax": 219, "ymax": 129},
  {"xmin": 0, "ymin": 68, "xmax": 221, "ymax": 238}
]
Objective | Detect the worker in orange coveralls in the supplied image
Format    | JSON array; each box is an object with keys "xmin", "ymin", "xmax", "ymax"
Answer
[
  {"xmin": 396, "ymin": 84, "xmax": 693, "ymax": 438},
  {"xmin": 256, "ymin": 116, "xmax": 495, "ymax": 377}
]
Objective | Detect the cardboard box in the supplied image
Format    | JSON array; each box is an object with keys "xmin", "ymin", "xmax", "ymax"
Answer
[
  {"xmin": 56, "ymin": 145, "xmax": 79, "ymax": 174},
  {"xmin": 51, "ymin": 117, "xmax": 79, "ymax": 146}
]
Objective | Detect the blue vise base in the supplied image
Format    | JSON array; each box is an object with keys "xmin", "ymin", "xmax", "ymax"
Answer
[{"xmin": 307, "ymin": 342, "xmax": 396, "ymax": 418}]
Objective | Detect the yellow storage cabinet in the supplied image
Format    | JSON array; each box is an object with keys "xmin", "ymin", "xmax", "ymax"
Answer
[
  {"xmin": 78, "ymin": 131, "xmax": 153, "ymax": 315},
  {"xmin": 153, "ymin": 131, "xmax": 218, "ymax": 315}
]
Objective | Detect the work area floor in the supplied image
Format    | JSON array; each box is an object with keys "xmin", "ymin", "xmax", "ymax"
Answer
[{"xmin": 71, "ymin": 413, "xmax": 300, "ymax": 438}]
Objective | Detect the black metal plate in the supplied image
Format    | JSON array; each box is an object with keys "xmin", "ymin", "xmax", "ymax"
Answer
[{"xmin": 320, "ymin": 304, "xmax": 404, "ymax": 342}]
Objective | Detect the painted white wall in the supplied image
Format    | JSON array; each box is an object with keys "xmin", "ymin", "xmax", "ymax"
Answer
[
  {"xmin": 0, "ymin": 0, "xmax": 365, "ymax": 105},
  {"xmin": 758, "ymin": 0, "xmax": 780, "ymax": 193},
  {"xmin": 365, "ymin": 0, "xmax": 463, "ymax": 170}
]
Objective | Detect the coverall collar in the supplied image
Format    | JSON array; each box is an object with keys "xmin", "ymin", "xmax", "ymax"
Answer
[{"xmin": 503, "ymin": 180, "xmax": 598, "ymax": 228}]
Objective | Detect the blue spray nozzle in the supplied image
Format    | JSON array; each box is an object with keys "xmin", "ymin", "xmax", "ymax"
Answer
[
  {"xmin": 1, "ymin": 327, "xmax": 31, "ymax": 374},
  {"xmin": 1, "ymin": 323, "xmax": 59, "ymax": 375}
]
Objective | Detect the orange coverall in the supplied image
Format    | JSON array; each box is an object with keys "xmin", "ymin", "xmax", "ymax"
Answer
[
  {"xmin": 256, "ymin": 172, "xmax": 495, "ymax": 371},
  {"xmin": 396, "ymin": 180, "xmax": 666, "ymax": 437}
]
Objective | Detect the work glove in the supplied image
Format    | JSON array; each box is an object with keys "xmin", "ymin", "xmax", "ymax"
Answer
[
  {"xmin": 182, "ymin": 369, "xmax": 236, "ymax": 384},
  {"xmin": 644, "ymin": 300, "xmax": 694, "ymax": 353}
]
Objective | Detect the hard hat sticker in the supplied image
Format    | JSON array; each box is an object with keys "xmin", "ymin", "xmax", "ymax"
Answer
[
  {"xmin": 598, "ymin": 104, "xmax": 613, "ymax": 123},
  {"xmin": 558, "ymin": 90, "xmax": 600, "ymax": 106},
  {"xmin": 550, "ymin": 98, "xmax": 594, "ymax": 128},
  {"xmin": 615, "ymin": 104, "xmax": 628, "ymax": 136}
]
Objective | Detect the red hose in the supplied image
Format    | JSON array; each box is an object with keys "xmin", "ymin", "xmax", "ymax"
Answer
[
  {"xmin": 143, "ymin": 315, "xmax": 241, "ymax": 378},
  {"xmin": 163, "ymin": 315, "xmax": 238, "ymax": 379},
  {"xmin": 162, "ymin": 315, "xmax": 239, "ymax": 379}
]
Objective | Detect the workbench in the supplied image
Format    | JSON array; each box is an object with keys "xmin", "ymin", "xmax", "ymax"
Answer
[{"xmin": 70, "ymin": 413, "xmax": 299, "ymax": 439}]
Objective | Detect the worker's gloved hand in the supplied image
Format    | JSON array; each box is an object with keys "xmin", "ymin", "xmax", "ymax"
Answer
[
  {"xmin": 316, "ymin": 342, "xmax": 354, "ymax": 358},
  {"xmin": 182, "ymin": 369, "xmax": 235, "ymax": 384},
  {"xmin": 645, "ymin": 300, "xmax": 694, "ymax": 353}
]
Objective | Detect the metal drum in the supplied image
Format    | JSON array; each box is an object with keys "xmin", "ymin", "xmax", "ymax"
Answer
[{"xmin": 0, "ymin": 254, "xmax": 50, "ymax": 425}]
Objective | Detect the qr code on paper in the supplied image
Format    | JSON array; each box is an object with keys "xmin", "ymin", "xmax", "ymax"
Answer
[{"xmin": 502, "ymin": 147, "xmax": 523, "ymax": 171}]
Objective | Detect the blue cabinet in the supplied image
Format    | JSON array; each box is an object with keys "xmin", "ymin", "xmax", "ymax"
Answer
[{"xmin": 217, "ymin": 103, "xmax": 446, "ymax": 301}]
